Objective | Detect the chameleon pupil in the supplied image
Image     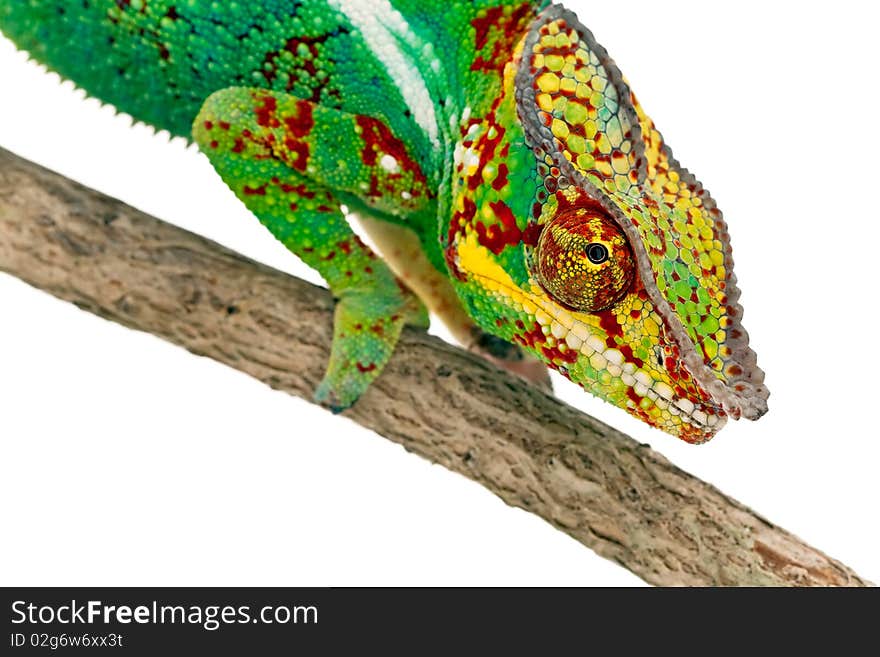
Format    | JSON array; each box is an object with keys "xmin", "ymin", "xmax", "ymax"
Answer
[{"xmin": 586, "ymin": 243, "xmax": 608, "ymax": 264}]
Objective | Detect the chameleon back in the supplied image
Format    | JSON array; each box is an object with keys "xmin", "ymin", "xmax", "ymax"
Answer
[{"xmin": 0, "ymin": 0, "xmax": 544, "ymax": 179}]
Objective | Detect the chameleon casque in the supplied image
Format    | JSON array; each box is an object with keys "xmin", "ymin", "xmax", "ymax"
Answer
[{"xmin": 0, "ymin": 0, "xmax": 769, "ymax": 442}]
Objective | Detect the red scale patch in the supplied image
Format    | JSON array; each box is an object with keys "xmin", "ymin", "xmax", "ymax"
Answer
[
  {"xmin": 470, "ymin": 3, "xmax": 535, "ymax": 75},
  {"xmin": 253, "ymin": 94, "xmax": 280, "ymax": 128},
  {"xmin": 356, "ymin": 116, "xmax": 427, "ymax": 184},
  {"xmin": 284, "ymin": 101, "xmax": 315, "ymax": 138},
  {"xmin": 475, "ymin": 201, "xmax": 523, "ymax": 254},
  {"xmin": 243, "ymin": 184, "xmax": 267, "ymax": 196},
  {"xmin": 513, "ymin": 322, "xmax": 577, "ymax": 366},
  {"xmin": 445, "ymin": 197, "xmax": 478, "ymax": 279}
]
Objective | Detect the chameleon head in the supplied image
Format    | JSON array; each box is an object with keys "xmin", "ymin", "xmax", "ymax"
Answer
[{"xmin": 447, "ymin": 5, "xmax": 768, "ymax": 443}]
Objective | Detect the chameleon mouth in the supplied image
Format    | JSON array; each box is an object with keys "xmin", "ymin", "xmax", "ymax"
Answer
[
  {"xmin": 527, "ymin": 288, "xmax": 726, "ymax": 433},
  {"xmin": 465, "ymin": 264, "xmax": 726, "ymax": 434},
  {"xmin": 533, "ymin": 305, "xmax": 727, "ymax": 432}
]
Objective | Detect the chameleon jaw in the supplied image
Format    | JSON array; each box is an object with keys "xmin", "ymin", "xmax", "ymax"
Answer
[
  {"xmin": 530, "ymin": 300, "xmax": 729, "ymax": 436},
  {"xmin": 484, "ymin": 270, "xmax": 727, "ymax": 440},
  {"xmin": 454, "ymin": 232, "xmax": 728, "ymax": 442}
]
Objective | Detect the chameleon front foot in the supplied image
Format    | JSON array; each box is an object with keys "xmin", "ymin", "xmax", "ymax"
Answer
[
  {"xmin": 468, "ymin": 330, "xmax": 552, "ymax": 393},
  {"xmin": 315, "ymin": 288, "xmax": 427, "ymax": 412},
  {"xmin": 193, "ymin": 86, "xmax": 432, "ymax": 414}
]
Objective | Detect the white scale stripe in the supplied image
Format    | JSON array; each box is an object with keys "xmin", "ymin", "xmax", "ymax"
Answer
[{"xmin": 328, "ymin": 0, "xmax": 439, "ymax": 145}]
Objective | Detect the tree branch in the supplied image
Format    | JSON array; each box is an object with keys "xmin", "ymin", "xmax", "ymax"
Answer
[{"xmin": 0, "ymin": 145, "xmax": 870, "ymax": 587}]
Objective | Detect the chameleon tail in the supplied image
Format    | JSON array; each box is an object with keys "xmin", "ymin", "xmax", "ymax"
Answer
[{"xmin": 0, "ymin": 0, "xmax": 208, "ymax": 138}]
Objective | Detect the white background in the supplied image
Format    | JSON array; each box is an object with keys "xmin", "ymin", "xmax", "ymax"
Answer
[{"xmin": 1, "ymin": 1, "xmax": 877, "ymax": 586}]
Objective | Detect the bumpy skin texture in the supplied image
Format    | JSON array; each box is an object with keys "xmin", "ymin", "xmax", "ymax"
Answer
[{"xmin": 0, "ymin": 0, "xmax": 768, "ymax": 441}]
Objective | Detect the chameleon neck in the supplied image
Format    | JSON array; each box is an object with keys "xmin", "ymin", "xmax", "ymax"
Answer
[{"xmin": 443, "ymin": 23, "xmax": 539, "ymax": 302}]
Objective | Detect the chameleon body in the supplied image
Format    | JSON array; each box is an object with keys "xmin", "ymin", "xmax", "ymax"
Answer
[{"xmin": 0, "ymin": 0, "xmax": 768, "ymax": 442}]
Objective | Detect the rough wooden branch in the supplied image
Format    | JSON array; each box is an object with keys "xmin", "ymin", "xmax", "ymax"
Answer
[{"xmin": 0, "ymin": 146, "xmax": 870, "ymax": 587}]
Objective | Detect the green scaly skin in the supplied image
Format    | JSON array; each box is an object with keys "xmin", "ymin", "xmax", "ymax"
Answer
[{"xmin": 0, "ymin": 0, "xmax": 768, "ymax": 441}]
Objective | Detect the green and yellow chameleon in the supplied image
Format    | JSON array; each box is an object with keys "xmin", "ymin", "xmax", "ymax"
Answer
[{"xmin": 0, "ymin": 0, "xmax": 768, "ymax": 442}]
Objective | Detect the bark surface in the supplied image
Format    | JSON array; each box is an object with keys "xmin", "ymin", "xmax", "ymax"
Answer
[{"xmin": 0, "ymin": 146, "xmax": 870, "ymax": 586}]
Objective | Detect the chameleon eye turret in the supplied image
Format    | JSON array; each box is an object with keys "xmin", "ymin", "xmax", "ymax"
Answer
[{"xmin": 535, "ymin": 207, "xmax": 634, "ymax": 312}]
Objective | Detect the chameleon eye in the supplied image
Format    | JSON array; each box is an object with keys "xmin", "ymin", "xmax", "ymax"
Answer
[
  {"xmin": 585, "ymin": 243, "xmax": 609, "ymax": 264},
  {"xmin": 536, "ymin": 208, "xmax": 635, "ymax": 312}
]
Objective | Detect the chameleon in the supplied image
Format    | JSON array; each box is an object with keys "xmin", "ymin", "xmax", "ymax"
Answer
[{"xmin": 0, "ymin": 0, "xmax": 768, "ymax": 443}]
